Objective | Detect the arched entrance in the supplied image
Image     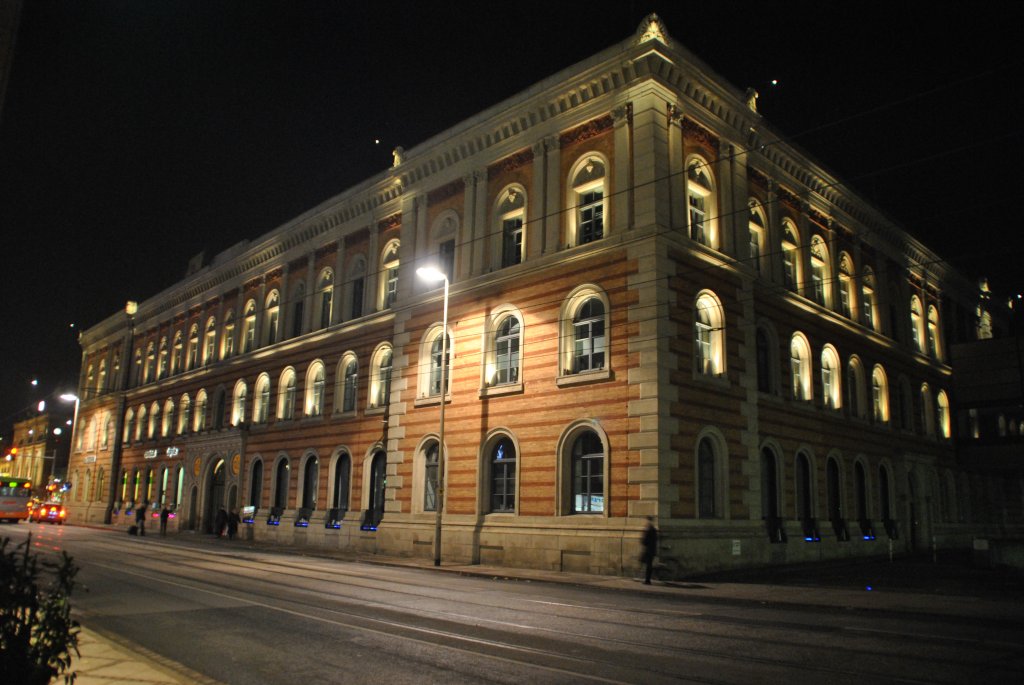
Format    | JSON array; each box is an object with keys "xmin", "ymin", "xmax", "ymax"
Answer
[
  {"xmin": 362, "ymin": 451, "xmax": 386, "ymax": 530},
  {"xmin": 205, "ymin": 458, "xmax": 226, "ymax": 533}
]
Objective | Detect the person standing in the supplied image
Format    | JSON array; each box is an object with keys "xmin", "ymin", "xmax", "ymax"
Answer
[
  {"xmin": 159, "ymin": 506, "xmax": 170, "ymax": 536},
  {"xmin": 641, "ymin": 516, "xmax": 658, "ymax": 584},
  {"xmin": 227, "ymin": 508, "xmax": 240, "ymax": 540},
  {"xmin": 136, "ymin": 502, "xmax": 148, "ymax": 537}
]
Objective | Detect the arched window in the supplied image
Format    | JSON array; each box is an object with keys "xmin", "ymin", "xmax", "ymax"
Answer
[
  {"xmin": 148, "ymin": 401, "xmax": 160, "ymax": 439},
  {"xmin": 926, "ymin": 305, "xmax": 941, "ymax": 359},
  {"xmin": 253, "ymin": 374, "xmax": 271, "ymax": 424},
  {"xmin": 125, "ymin": 407, "xmax": 136, "ymax": 442},
  {"xmin": 820, "ymin": 345, "xmax": 841, "ymax": 409},
  {"xmin": 232, "ymin": 381, "xmax": 247, "ymax": 426},
  {"xmin": 379, "ymin": 240, "xmax": 400, "ymax": 310},
  {"xmin": 570, "ymin": 156, "xmax": 606, "ymax": 246},
  {"xmin": 878, "ymin": 464, "xmax": 893, "ymax": 523},
  {"xmin": 790, "ymin": 333, "xmax": 812, "ymax": 401},
  {"xmin": 366, "ymin": 451, "xmax": 387, "ymax": 528},
  {"xmin": 194, "ymin": 390, "xmax": 208, "ymax": 432},
  {"xmin": 290, "ymin": 282, "xmax": 305, "ymax": 338},
  {"xmin": 423, "ymin": 440, "xmax": 440, "ymax": 513},
  {"xmin": 694, "ymin": 291, "xmax": 724, "ymax": 376},
  {"xmin": 332, "ymin": 452, "xmax": 351, "ymax": 512},
  {"xmin": 337, "ymin": 354, "xmax": 358, "ymax": 413},
  {"xmin": 419, "ymin": 326, "xmax": 452, "ymax": 398},
  {"xmin": 795, "ymin": 451, "xmax": 814, "ymax": 523},
  {"xmin": 573, "ymin": 299, "xmax": 604, "ymax": 373},
  {"xmin": 696, "ymin": 436, "xmax": 719, "ymax": 519},
  {"xmin": 156, "ymin": 339, "xmax": 168, "ymax": 379},
  {"xmin": 910, "ymin": 295, "xmax": 925, "ymax": 352},
  {"xmin": 748, "ymin": 200, "xmax": 766, "ymax": 274},
  {"xmin": 203, "ymin": 317, "xmax": 217, "ymax": 366},
  {"xmin": 301, "ymin": 456, "xmax": 318, "ymax": 510},
  {"xmin": 316, "ymin": 268, "xmax": 334, "ymax": 330},
  {"xmin": 936, "ymin": 390, "xmax": 951, "ymax": 438},
  {"xmin": 854, "ymin": 461, "xmax": 869, "ymax": 523},
  {"xmin": 177, "ymin": 395, "xmax": 191, "ymax": 435},
  {"xmin": 870, "ymin": 365, "xmax": 889, "ymax": 424},
  {"xmin": 241, "ymin": 300, "xmax": 257, "ymax": 354},
  {"xmin": 496, "ymin": 186, "xmax": 526, "ymax": 267},
  {"xmin": 571, "ymin": 430, "xmax": 604, "ymax": 514},
  {"xmin": 305, "ymin": 361, "xmax": 326, "ymax": 417},
  {"xmin": 278, "ymin": 368, "xmax": 297, "ymax": 420},
  {"xmin": 781, "ymin": 220, "xmax": 800, "ymax": 292},
  {"xmin": 97, "ymin": 360, "xmax": 107, "ymax": 394},
  {"xmin": 249, "ymin": 459, "xmax": 264, "ymax": 509},
  {"xmin": 838, "ymin": 253, "xmax": 854, "ymax": 318},
  {"xmin": 487, "ymin": 312, "xmax": 522, "ymax": 387},
  {"xmin": 273, "ymin": 458, "xmax": 289, "ymax": 509},
  {"xmin": 264, "ymin": 291, "xmax": 280, "ymax": 346},
  {"xmin": 809, "ymin": 235, "xmax": 831, "ymax": 307},
  {"xmin": 221, "ymin": 311, "xmax": 236, "ymax": 360},
  {"xmin": 861, "ymin": 267, "xmax": 877, "ymax": 330},
  {"xmin": 369, "ymin": 345, "xmax": 393, "ymax": 409},
  {"xmin": 826, "ymin": 457, "xmax": 843, "ymax": 524},
  {"xmin": 183, "ymin": 324, "xmax": 198, "ymax": 370},
  {"xmin": 143, "ymin": 342, "xmax": 156, "ymax": 384},
  {"xmin": 761, "ymin": 447, "xmax": 782, "ymax": 528},
  {"xmin": 489, "ymin": 437, "xmax": 516, "ymax": 513},
  {"xmin": 161, "ymin": 399, "xmax": 174, "ymax": 437},
  {"xmin": 921, "ymin": 383, "xmax": 935, "ymax": 436},
  {"xmin": 846, "ymin": 356, "xmax": 867, "ymax": 419},
  {"xmin": 686, "ymin": 156, "xmax": 715, "ymax": 247}
]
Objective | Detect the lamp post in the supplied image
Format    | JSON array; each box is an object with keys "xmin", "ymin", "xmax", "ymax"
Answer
[{"xmin": 417, "ymin": 266, "xmax": 448, "ymax": 567}]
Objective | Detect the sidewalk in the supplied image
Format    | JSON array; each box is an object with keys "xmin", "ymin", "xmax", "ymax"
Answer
[{"xmin": 67, "ymin": 528, "xmax": 1024, "ymax": 684}]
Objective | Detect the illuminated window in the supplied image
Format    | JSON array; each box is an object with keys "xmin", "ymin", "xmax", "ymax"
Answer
[
  {"xmin": 277, "ymin": 368, "xmax": 297, "ymax": 420},
  {"xmin": 253, "ymin": 374, "xmax": 271, "ymax": 424},
  {"xmin": 927, "ymin": 305, "xmax": 941, "ymax": 359},
  {"xmin": 379, "ymin": 240, "xmax": 400, "ymax": 310},
  {"xmin": 937, "ymin": 390, "xmax": 951, "ymax": 438},
  {"xmin": 186, "ymin": 324, "xmax": 199, "ymax": 370},
  {"xmin": 686, "ymin": 157, "xmax": 715, "ymax": 247},
  {"xmin": 305, "ymin": 361, "xmax": 326, "ymax": 417},
  {"xmin": 910, "ymin": 295, "xmax": 924, "ymax": 352},
  {"xmin": 489, "ymin": 437, "xmax": 516, "ymax": 513},
  {"xmin": 748, "ymin": 200, "xmax": 766, "ymax": 273},
  {"xmin": 820, "ymin": 345, "xmax": 841, "ymax": 409},
  {"xmin": 232, "ymin": 381, "xmax": 247, "ymax": 426},
  {"xmin": 171, "ymin": 331, "xmax": 184, "ymax": 374},
  {"xmin": 571, "ymin": 156, "xmax": 606, "ymax": 246},
  {"xmin": 263, "ymin": 291, "xmax": 280, "ymax": 346},
  {"xmin": 809, "ymin": 236, "xmax": 831, "ymax": 307},
  {"xmin": 241, "ymin": 300, "xmax": 257, "ymax": 354},
  {"xmin": 421, "ymin": 329, "xmax": 452, "ymax": 397},
  {"xmin": 97, "ymin": 360, "xmax": 107, "ymax": 394},
  {"xmin": 161, "ymin": 399, "xmax": 174, "ymax": 437},
  {"xmin": 369, "ymin": 344, "xmax": 393, "ymax": 409},
  {"xmin": 148, "ymin": 401, "xmax": 159, "ymax": 438},
  {"xmin": 316, "ymin": 269, "xmax": 334, "ymax": 330},
  {"xmin": 872, "ymin": 365, "xmax": 889, "ymax": 424},
  {"xmin": 338, "ymin": 354, "xmax": 358, "ymax": 413},
  {"xmin": 790, "ymin": 333, "xmax": 812, "ymax": 401},
  {"xmin": 694, "ymin": 291, "xmax": 725, "ymax": 376},
  {"xmin": 194, "ymin": 390, "xmax": 207, "ymax": 432},
  {"xmin": 157, "ymin": 339, "xmax": 168, "ymax": 379},
  {"xmin": 559, "ymin": 286, "xmax": 610, "ymax": 380},
  {"xmin": 847, "ymin": 356, "xmax": 867, "ymax": 419},
  {"xmin": 177, "ymin": 395, "xmax": 191, "ymax": 435},
  {"xmin": 203, "ymin": 317, "xmax": 217, "ymax": 365},
  {"xmin": 221, "ymin": 311, "xmax": 236, "ymax": 360},
  {"xmin": 838, "ymin": 253, "xmax": 854, "ymax": 318},
  {"xmin": 862, "ymin": 268, "xmax": 877, "ymax": 331},
  {"xmin": 143, "ymin": 343, "xmax": 155, "ymax": 384},
  {"xmin": 921, "ymin": 383, "xmax": 935, "ymax": 436},
  {"xmin": 497, "ymin": 187, "xmax": 525, "ymax": 267},
  {"xmin": 781, "ymin": 220, "xmax": 800, "ymax": 292},
  {"xmin": 123, "ymin": 408, "xmax": 134, "ymax": 444}
]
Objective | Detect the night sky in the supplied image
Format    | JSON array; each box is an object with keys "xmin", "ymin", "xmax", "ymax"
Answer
[{"xmin": 1, "ymin": 1, "xmax": 1021, "ymax": 435}]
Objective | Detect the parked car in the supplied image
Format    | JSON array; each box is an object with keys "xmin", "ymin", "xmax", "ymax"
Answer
[{"xmin": 31, "ymin": 502, "xmax": 66, "ymax": 525}]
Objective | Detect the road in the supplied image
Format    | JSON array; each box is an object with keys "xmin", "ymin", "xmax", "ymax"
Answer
[{"xmin": 5, "ymin": 523, "xmax": 1023, "ymax": 684}]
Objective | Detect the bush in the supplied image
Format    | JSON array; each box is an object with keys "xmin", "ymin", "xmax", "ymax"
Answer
[{"xmin": 0, "ymin": 535, "xmax": 80, "ymax": 685}]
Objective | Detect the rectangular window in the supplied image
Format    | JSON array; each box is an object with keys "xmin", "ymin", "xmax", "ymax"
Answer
[
  {"xmin": 811, "ymin": 264, "xmax": 825, "ymax": 304},
  {"xmin": 695, "ymin": 322, "xmax": 712, "ymax": 374},
  {"xmin": 783, "ymin": 248, "xmax": 796, "ymax": 289},
  {"xmin": 688, "ymin": 193, "xmax": 706, "ymax": 244},
  {"xmin": 502, "ymin": 218, "xmax": 523, "ymax": 267},
  {"xmin": 749, "ymin": 230, "xmax": 760, "ymax": 272},
  {"xmin": 573, "ymin": 320, "xmax": 605, "ymax": 372},
  {"xmin": 579, "ymin": 190, "xmax": 604, "ymax": 243}
]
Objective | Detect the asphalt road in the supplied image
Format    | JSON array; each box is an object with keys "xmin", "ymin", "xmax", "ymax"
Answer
[{"xmin": 5, "ymin": 523, "xmax": 1024, "ymax": 684}]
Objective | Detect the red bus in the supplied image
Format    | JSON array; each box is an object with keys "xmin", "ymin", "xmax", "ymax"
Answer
[{"xmin": 0, "ymin": 477, "xmax": 33, "ymax": 522}]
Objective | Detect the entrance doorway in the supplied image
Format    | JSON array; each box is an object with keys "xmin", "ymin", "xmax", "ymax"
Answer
[{"xmin": 205, "ymin": 459, "xmax": 226, "ymax": 533}]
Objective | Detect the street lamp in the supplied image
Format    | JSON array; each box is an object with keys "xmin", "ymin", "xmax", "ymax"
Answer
[
  {"xmin": 60, "ymin": 393, "xmax": 80, "ymax": 452},
  {"xmin": 416, "ymin": 266, "xmax": 448, "ymax": 567}
]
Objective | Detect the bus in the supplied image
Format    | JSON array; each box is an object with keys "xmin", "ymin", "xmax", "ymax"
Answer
[{"xmin": 0, "ymin": 477, "xmax": 33, "ymax": 522}]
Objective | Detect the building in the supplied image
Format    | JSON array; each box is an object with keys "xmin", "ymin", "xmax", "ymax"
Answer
[
  {"xmin": 4, "ymin": 409, "xmax": 71, "ymax": 491},
  {"xmin": 64, "ymin": 16, "xmax": 1021, "ymax": 575}
]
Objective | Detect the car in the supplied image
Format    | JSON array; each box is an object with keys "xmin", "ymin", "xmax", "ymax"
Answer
[{"xmin": 31, "ymin": 502, "xmax": 66, "ymax": 525}]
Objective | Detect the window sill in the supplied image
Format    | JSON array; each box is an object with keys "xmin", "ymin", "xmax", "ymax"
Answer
[
  {"xmin": 692, "ymin": 371, "xmax": 729, "ymax": 387},
  {"xmin": 414, "ymin": 393, "xmax": 451, "ymax": 408},
  {"xmin": 333, "ymin": 409, "xmax": 357, "ymax": 420},
  {"xmin": 364, "ymin": 406, "xmax": 386, "ymax": 416},
  {"xmin": 556, "ymin": 368, "xmax": 612, "ymax": 388},
  {"xmin": 479, "ymin": 382, "xmax": 523, "ymax": 398}
]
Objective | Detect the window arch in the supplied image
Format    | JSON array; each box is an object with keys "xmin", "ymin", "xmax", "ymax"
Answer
[
  {"xmin": 496, "ymin": 185, "xmax": 526, "ymax": 268},
  {"xmin": 837, "ymin": 252, "xmax": 854, "ymax": 318},
  {"xmin": 183, "ymin": 324, "xmax": 197, "ymax": 370},
  {"xmin": 936, "ymin": 390, "xmax": 951, "ymax": 439},
  {"xmin": 156, "ymin": 339, "xmax": 168, "ymax": 379},
  {"xmin": 558, "ymin": 422, "xmax": 608, "ymax": 515},
  {"xmin": 921, "ymin": 383, "xmax": 935, "ymax": 436},
  {"xmin": 746, "ymin": 199, "xmax": 766, "ymax": 273},
  {"xmin": 143, "ymin": 342, "xmax": 155, "ymax": 384},
  {"xmin": 300, "ymin": 454, "xmax": 319, "ymax": 510},
  {"xmin": 177, "ymin": 394, "xmax": 191, "ymax": 435},
  {"xmin": 203, "ymin": 317, "xmax": 217, "ymax": 365},
  {"xmin": 418, "ymin": 325, "xmax": 452, "ymax": 399},
  {"xmin": 194, "ymin": 390, "xmax": 208, "ymax": 432},
  {"xmin": 482, "ymin": 432, "xmax": 518, "ymax": 514},
  {"xmin": 305, "ymin": 361, "xmax": 326, "ymax": 417},
  {"xmin": 336, "ymin": 353, "xmax": 358, "ymax": 414},
  {"xmin": 846, "ymin": 355, "xmax": 867, "ymax": 419},
  {"xmin": 264, "ymin": 290, "xmax": 281, "ymax": 347},
  {"xmin": 871, "ymin": 365, "xmax": 890, "ymax": 424},
  {"xmin": 570, "ymin": 155, "xmax": 607, "ymax": 246},
  {"xmin": 910, "ymin": 295, "xmax": 925, "ymax": 352},
  {"xmin": 559, "ymin": 286, "xmax": 610, "ymax": 378},
  {"xmin": 421, "ymin": 439, "xmax": 440, "ymax": 513},
  {"xmin": 483, "ymin": 306, "xmax": 523, "ymax": 389},
  {"xmin": 790, "ymin": 333, "xmax": 812, "ymax": 401},
  {"xmin": 253, "ymin": 374, "xmax": 271, "ymax": 424},
  {"xmin": 316, "ymin": 268, "xmax": 334, "ymax": 330},
  {"xmin": 379, "ymin": 240, "xmax": 400, "ymax": 310},
  {"xmin": 97, "ymin": 360, "xmax": 107, "ymax": 394},
  {"xmin": 364, "ymin": 450, "xmax": 387, "ymax": 529},
  {"xmin": 781, "ymin": 220, "xmax": 801, "ymax": 292},
  {"xmin": 241, "ymin": 300, "xmax": 257, "ymax": 354},
  {"xmin": 760, "ymin": 445, "xmax": 784, "ymax": 541},
  {"xmin": 123, "ymin": 408, "xmax": 134, "ymax": 443},
  {"xmin": 695, "ymin": 432, "xmax": 726, "ymax": 519},
  {"xmin": 368, "ymin": 344, "xmax": 393, "ymax": 409},
  {"xmin": 861, "ymin": 267, "xmax": 877, "ymax": 330},
  {"xmin": 694, "ymin": 291, "xmax": 725, "ymax": 376},
  {"xmin": 221, "ymin": 310, "xmax": 236, "ymax": 360},
  {"xmin": 926, "ymin": 304, "xmax": 941, "ymax": 359},
  {"xmin": 686, "ymin": 155, "xmax": 716, "ymax": 247},
  {"xmin": 272, "ymin": 456, "xmax": 290, "ymax": 510},
  {"xmin": 144, "ymin": 401, "xmax": 157, "ymax": 439},
  {"xmin": 277, "ymin": 368, "xmax": 297, "ymax": 420},
  {"xmin": 249, "ymin": 458, "xmax": 264, "ymax": 509},
  {"xmin": 809, "ymin": 235, "xmax": 831, "ymax": 307},
  {"xmin": 331, "ymin": 451, "xmax": 351, "ymax": 513},
  {"xmin": 231, "ymin": 380, "xmax": 247, "ymax": 426},
  {"xmin": 820, "ymin": 344, "xmax": 841, "ymax": 410},
  {"xmin": 161, "ymin": 399, "xmax": 174, "ymax": 437}
]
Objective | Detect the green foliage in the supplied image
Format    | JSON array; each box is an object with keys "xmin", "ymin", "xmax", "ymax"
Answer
[{"xmin": 0, "ymin": 535, "xmax": 80, "ymax": 685}]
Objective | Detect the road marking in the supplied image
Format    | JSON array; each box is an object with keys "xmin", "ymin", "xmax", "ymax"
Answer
[{"xmin": 842, "ymin": 626, "xmax": 1020, "ymax": 650}]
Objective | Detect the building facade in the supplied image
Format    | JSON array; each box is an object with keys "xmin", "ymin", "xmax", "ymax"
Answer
[
  {"xmin": 64, "ymin": 16, "xmax": 1020, "ymax": 575},
  {"xmin": 4, "ymin": 410, "xmax": 71, "ymax": 491}
]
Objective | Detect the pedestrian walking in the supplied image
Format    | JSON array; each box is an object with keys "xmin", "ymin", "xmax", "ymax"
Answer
[
  {"xmin": 159, "ymin": 506, "xmax": 170, "ymax": 536},
  {"xmin": 214, "ymin": 507, "xmax": 227, "ymax": 537},
  {"xmin": 136, "ymin": 502, "xmax": 148, "ymax": 537},
  {"xmin": 640, "ymin": 516, "xmax": 658, "ymax": 584},
  {"xmin": 227, "ymin": 508, "xmax": 240, "ymax": 540}
]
